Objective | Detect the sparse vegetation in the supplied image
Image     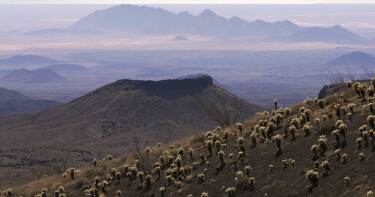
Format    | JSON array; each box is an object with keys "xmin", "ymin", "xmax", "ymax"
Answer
[{"xmin": 5, "ymin": 79, "xmax": 375, "ymax": 197}]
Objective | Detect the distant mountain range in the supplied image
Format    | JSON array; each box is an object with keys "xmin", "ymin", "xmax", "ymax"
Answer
[
  {"xmin": 0, "ymin": 55, "xmax": 59, "ymax": 68},
  {"xmin": 329, "ymin": 51, "xmax": 375, "ymax": 67},
  {"xmin": 0, "ymin": 68, "xmax": 66, "ymax": 84},
  {"xmin": 71, "ymin": 5, "xmax": 365, "ymax": 43},
  {"xmin": 0, "ymin": 87, "xmax": 60, "ymax": 115}
]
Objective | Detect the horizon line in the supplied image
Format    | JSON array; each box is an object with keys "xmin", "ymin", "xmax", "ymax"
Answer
[{"xmin": 1, "ymin": 2, "xmax": 375, "ymax": 5}]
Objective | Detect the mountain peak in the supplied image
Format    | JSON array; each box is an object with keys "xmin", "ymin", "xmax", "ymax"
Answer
[
  {"xmin": 332, "ymin": 24, "xmax": 345, "ymax": 30},
  {"xmin": 1, "ymin": 68, "xmax": 66, "ymax": 84},
  {"xmin": 107, "ymin": 75, "xmax": 213, "ymax": 98},
  {"xmin": 198, "ymin": 9, "xmax": 217, "ymax": 17}
]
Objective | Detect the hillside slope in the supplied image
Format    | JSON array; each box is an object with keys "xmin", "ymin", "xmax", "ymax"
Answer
[
  {"xmin": 329, "ymin": 51, "xmax": 375, "ymax": 67},
  {"xmin": 0, "ymin": 87, "xmax": 60, "ymax": 115},
  {"xmin": 9, "ymin": 79, "xmax": 375, "ymax": 197},
  {"xmin": 0, "ymin": 75, "xmax": 261, "ymax": 187},
  {"xmin": 0, "ymin": 68, "xmax": 66, "ymax": 84}
]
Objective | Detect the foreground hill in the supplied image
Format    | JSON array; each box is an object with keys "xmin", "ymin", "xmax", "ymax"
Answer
[
  {"xmin": 0, "ymin": 75, "xmax": 261, "ymax": 187},
  {"xmin": 0, "ymin": 87, "xmax": 60, "ymax": 115},
  {"xmin": 71, "ymin": 5, "xmax": 363, "ymax": 43},
  {"xmin": 9, "ymin": 79, "xmax": 375, "ymax": 197}
]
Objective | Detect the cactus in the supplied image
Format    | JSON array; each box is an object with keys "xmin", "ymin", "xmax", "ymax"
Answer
[
  {"xmin": 310, "ymin": 144, "xmax": 319, "ymax": 160},
  {"xmin": 344, "ymin": 176, "xmax": 350, "ymax": 185},
  {"xmin": 356, "ymin": 137, "xmax": 363, "ymax": 149},
  {"xmin": 288, "ymin": 125, "xmax": 297, "ymax": 140},
  {"xmin": 342, "ymin": 153, "xmax": 349, "ymax": 164},
  {"xmin": 317, "ymin": 136, "xmax": 328, "ymax": 156},
  {"xmin": 368, "ymin": 115, "xmax": 375, "ymax": 129},
  {"xmin": 218, "ymin": 150, "xmax": 225, "ymax": 169},
  {"xmin": 248, "ymin": 177, "xmax": 256, "ymax": 191},
  {"xmin": 244, "ymin": 165, "xmax": 252, "ymax": 177},
  {"xmin": 273, "ymin": 99, "xmax": 278, "ymax": 110},
  {"xmin": 68, "ymin": 168, "xmax": 78, "ymax": 180},
  {"xmin": 238, "ymin": 151, "xmax": 245, "ymax": 163},
  {"xmin": 266, "ymin": 122, "xmax": 276, "ymax": 139},
  {"xmin": 234, "ymin": 170, "xmax": 247, "ymax": 189},
  {"xmin": 272, "ymin": 134, "xmax": 282, "ymax": 155},
  {"xmin": 302, "ymin": 122, "xmax": 312, "ymax": 136},
  {"xmin": 201, "ymin": 192, "xmax": 209, "ymax": 197},
  {"xmin": 198, "ymin": 173, "xmax": 205, "ymax": 184},
  {"xmin": 236, "ymin": 123, "xmax": 244, "ymax": 135},
  {"xmin": 250, "ymin": 131, "xmax": 258, "ymax": 147},
  {"xmin": 115, "ymin": 190, "xmax": 122, "ymax": 197},
  {"xmin": 305, "ymin": 170, "xmax": 319, "ymax": 193},
  {"xmin": 159, "ymin": 187, "xmax": 166, "ymax": 197},
  {"xmin": 359, "ymin": 152, "xmax": 366, "ymax": 161},
  {"xmin": 225, "ymin": 187, "xmax": 236, "ymax": 197},
  {"xmin": 3, "ymin": 189, "xmax": 13, "ymax": 197},
  {"xmin": 321, "ymin": 160, "xmax": 330, "ymax": 176},
  {"xmin": 206, "ymin": 140, "xmax": 213, "ymax": 157}
]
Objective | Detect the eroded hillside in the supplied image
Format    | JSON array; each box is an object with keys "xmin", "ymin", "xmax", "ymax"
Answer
[
  {"xmin": 0, "ymin": 75, "xmax": 261, "ymax": 187},
  {"xmin": 6, "ymin": 79, "xmax": 375, "ymax": 197}
]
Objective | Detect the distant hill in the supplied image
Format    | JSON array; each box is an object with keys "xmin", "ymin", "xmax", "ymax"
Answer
[
  {"xmin": 173, "ymin": 35, "xmax": 189, "ymax": 41},
  {"xmin": 287, "ymin": 25, "xmax": 363, "ymax": 43},
  {"xmin": 0, "ymin": 87, "xmax": 29, "ymax": 102},
  {"xmin": 0, "ymin": 68, "xmax": 66, "ymax": 84},
  {"xmin": 0, "ymin": 87, "xmax": 60, "ymax": 115},
  {"xmin": 0, "ymin": 55, "xmax": 58, "ymax": 68},
  {"xmin": 329, "ymin": 51, "xmax": 375, "ymax": 67},
  {"xmin": 71, "ymin": 5, "xmax": 364, "ymax": 43},
  {"xmin": 0, "ymin": 75, "xmax": 261, "ymax": 186},
  {"xmin": 46, "ymin": 64, "xmax": 88, "ymax": 74}
]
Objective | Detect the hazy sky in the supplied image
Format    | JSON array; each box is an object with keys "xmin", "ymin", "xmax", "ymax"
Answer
[{"xmin": 2, "ymin": 0, "xmax": 375, "ymax": 4}]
